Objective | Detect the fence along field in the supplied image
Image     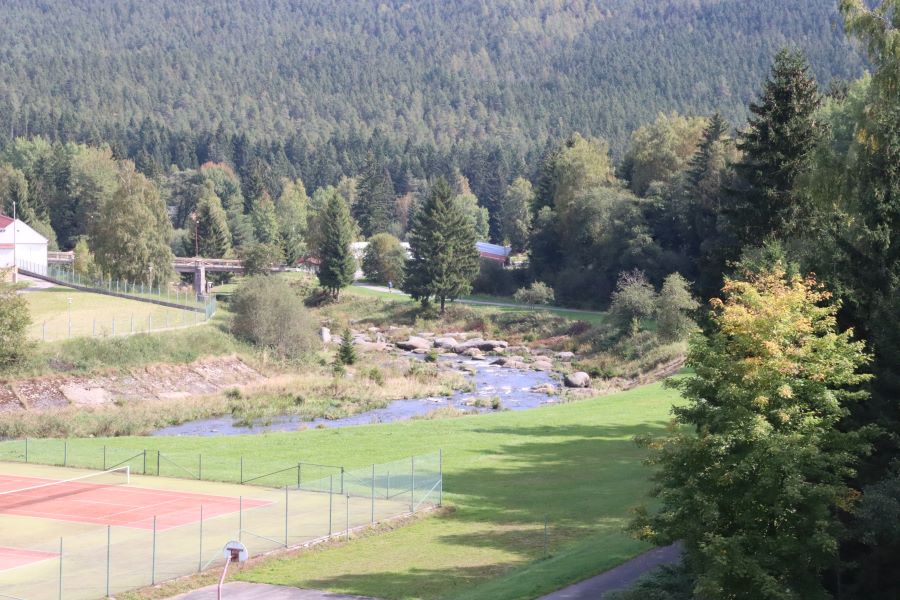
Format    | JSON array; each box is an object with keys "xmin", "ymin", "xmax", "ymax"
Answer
[{"xmin": 0, "ymin": 441, "xmax": 442, "ymax": 600}]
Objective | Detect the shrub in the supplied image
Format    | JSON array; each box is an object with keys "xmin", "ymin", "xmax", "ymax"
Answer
[
  {"xmin": 239, "ymin": 242, "xmax": 284, "ymax": 276},
  {"xmin": 230, "ymin": 276, "xmax": 318, "ymax": 357},
  {"xmin": 0, "ymin": 273, "xmax": 33, "ymax": 370},
  {"xmin": 656, "ymin": 273, "xmax": 699, "ymax": 341},
  {"xmin": 513, "ymin": 281, "xmax": 555, "ymax": 307},
  {"xmin": 362, "ymin": 233, "xmax": 407, "ymax": 286},
  {"xmin": 472, "ymin": 259, "xmax": 517, "ymax": 296},
  {"xmin": 609, "ymin": 269, "xmax": 657, "ymax": 333}
]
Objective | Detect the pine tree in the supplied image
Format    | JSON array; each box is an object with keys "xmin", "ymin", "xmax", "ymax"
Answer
[
  {"xmin": 730, "ymin": 49, "xmax": 820, "ymax": 243},
  {"xmin": 404, "ymin": 178, "xmax": 480, "ymax": 312},
  {"xmin": 195, "ymin": 183, "xmax": 232, "ymax": 258},
  {"xmin": 337, "ymin": 328, "xmax": 357, "ymax": 365},
  {"xmin": 317, "ymin": 193, "xmax": 355, "ymax": 298},
  {"xmin": 354, "ymin": 153, "xmax": 395, "ymax": 238}
]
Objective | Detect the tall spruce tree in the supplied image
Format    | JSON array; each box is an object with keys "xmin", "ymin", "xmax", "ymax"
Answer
[
  {"xmin": 194, "ymin": 183, "xmax": 232, "ymax": 258},
  {"xmin": 729, "ymin": 49, "xmax": 820, "ymax": 244},
  {"xmin": 354, "ymin": 153, "xmax": 395, "ymax": 238},
  {"xmin": 404, "ymin": 178, "xmax": 479, "ymax": 312},
  {"xmin": 317, "ymin": 193, "xmax": 355, "ymax": 298}
]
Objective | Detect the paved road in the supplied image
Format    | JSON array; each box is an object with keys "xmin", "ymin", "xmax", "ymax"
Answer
[
  {"xmin": 539, "ymin": 544, "xmax": 682, "ymax": 599},
  {"xmin": 171, "ymin": 582, "xmax": 377, "ymax": 600}
]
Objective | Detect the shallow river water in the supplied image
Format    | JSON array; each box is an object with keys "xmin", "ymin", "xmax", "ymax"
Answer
[{"xmin": 152, "ymin": 356, "xmax": 562, "ymax": 436}]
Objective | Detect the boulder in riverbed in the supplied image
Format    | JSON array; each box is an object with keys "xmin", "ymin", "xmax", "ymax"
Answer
[
  {"xmin": 433, "ymin": 337, "xmax": 459, "ymax": 349},
  {"xmin": 397, "ymin": 336, "xmax": 433, "ymax": 351},
  {"xmin": 564, "ymin": 371, "xmax": 591, "ymax": 388},
  {"xmin": 556, "ymin": 351, "xmax": 575, "ymax": 361}
]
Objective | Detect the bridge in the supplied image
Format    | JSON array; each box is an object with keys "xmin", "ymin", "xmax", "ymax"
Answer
[{"xmin": 49, "ymin": 252, "xmax": 257, "ymax": 295}]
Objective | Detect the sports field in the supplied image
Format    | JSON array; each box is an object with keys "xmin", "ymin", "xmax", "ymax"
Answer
[
  {"xmin": 0, "ymin": 453, "xmax": 439, "ymax": 600},
  {"xmin": 22, "ymin": 286, "xmax": 205, "ymax": 341},
  {"xmin": 2, "ymin": 381, "xmax": 680, "ymax": 600}
]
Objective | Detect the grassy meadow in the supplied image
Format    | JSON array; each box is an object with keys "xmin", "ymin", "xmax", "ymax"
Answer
[{"xmin": 50, "ymin": 381, "xmax": 682, "ymax": 600}]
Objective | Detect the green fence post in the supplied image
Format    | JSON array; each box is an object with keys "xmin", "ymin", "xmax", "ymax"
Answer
[
  {"xmin": 58, "ymin": 537, "xmax": 63, "ymax": 600},
  {"xmin": 198, "ymin": 505, "xmax": 204, "ymax": 573},
  {"xmin": 544, "ymin": 516, "xmax": 549, "ymax": 558},
  {"xmin": 297, "ymin": 463, "xmax": 301, "ymax": 489},
  {"xmin": 143, "ymin": 449, "xmax": 147, "ymax": 475},
  {"xmin": 328, "ymin": 475, "xmax": 333, "ymax": 535},
  {"xmin": 151, "ymin": 516, "xmax": 157, "ymax": 584},
  {"xmin": 106, "ymin": 525, "xmax": 111, "ymax": 597},
  {"xmin": 157, "ymin": 450, "xmax": 161, "ymax": 476},
  {"xmin": 340, "ymin": 467, "xmax": 345, "ymax": 495}
]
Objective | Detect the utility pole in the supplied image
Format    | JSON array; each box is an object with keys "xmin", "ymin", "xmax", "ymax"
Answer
[{"xmin": 11, "ymin": 200, "xmax": 17, "ymax": 284}]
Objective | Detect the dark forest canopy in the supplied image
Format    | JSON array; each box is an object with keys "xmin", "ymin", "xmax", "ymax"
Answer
[{"xmin": 0, "ymin": 0, "xmax": 865, "ymax": 190}]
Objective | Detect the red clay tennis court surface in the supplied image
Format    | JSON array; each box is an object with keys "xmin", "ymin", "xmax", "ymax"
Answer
[{"xmin": 0, "ymin": 473, "xmax": 268, "ymax": 531}]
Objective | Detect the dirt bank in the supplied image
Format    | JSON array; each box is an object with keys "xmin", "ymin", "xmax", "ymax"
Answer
[{"xmin": 0, "ymin": 356, "xmax": 263, "ymax": 412}]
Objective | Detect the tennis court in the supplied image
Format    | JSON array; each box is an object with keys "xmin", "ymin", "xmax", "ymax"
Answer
[{"xmin": 0, "ymin": 451, "xmax": 441, "ymax": 600}]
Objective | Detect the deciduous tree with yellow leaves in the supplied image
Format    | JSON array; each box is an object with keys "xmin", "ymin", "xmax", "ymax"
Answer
[{"xmin": 632, "ymin": 267, "xmax": 873, "ymax": 600}]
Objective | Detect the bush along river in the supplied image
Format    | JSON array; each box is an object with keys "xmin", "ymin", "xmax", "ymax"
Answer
[{"xmin": 152, "ymin": 353, "xmax": 567, "ymax": 436}]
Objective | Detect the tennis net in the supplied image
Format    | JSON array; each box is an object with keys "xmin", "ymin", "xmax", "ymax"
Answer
[{"xmin": 0, "ymin": 466, "xmax": 130, "ymax": 512}]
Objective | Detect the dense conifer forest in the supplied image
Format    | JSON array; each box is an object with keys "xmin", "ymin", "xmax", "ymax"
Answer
[{"xmin": 0, "ymin": 0, "xmax": 865, "ymax": 191}]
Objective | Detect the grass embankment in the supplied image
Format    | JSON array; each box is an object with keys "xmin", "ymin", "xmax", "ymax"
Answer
[
  {"xmin": 67, "ymin": 382, "xmax": 680, "ymax": 600},
  {"xmin": 23, "ymin": 285, "xmax": 203, "ymax": 341}
]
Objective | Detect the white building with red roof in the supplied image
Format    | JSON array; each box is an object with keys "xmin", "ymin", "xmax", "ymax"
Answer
[{"xmin": 0, "ymin": 214, "xmax": 49, "ymax": 275}]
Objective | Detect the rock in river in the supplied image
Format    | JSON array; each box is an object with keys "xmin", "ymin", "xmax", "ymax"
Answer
[
  {"xmin": 397, "ymin": 336, "xmax": 432, "ymax": 351},
  {"xmin": 564, "ymin": 371, "xmax": 591, "ymax": 388}
]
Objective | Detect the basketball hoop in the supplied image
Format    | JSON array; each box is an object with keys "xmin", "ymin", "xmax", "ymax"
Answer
[{"xmin": 218, "ymin": 540, "xmax": 248, "ymax": 599}]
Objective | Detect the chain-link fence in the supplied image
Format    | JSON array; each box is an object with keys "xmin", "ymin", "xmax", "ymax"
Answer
[
  {"xmin": 18, "ymin": 260, "xmax": 212, "ymax": 312},
  {"xmin": 0, "ymin": 443, "xmax": 442, "ymax": 600},
  {"xmin": 15, "ymin": 259, "xmax": 216, "ymax": 341}
]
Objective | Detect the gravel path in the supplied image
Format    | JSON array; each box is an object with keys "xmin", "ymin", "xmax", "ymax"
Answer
[{"xmin": 539, "ymin": 544, "xmax": 682, "ymax": 599}]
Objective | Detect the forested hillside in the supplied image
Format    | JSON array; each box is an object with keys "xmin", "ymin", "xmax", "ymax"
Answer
[{"xmin": 0, "ymin": 0, "xmax": 863, "ymax": 188}]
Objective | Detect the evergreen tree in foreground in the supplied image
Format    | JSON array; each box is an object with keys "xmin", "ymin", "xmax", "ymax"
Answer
[
  {"xmin": 730, "ymin": 49, "xmax": 820, "ymax": 244},
  {"xmin": 404, "ymin": 178, "xmax": 479, "ymax": 312},
  {"xmin": 337, "ymin": 328, "xmax": 357, "ymax": 365},
  {"xmin": 317, "ymin": 193, "xmax": 355, "ymax": 298},
  {"xmin": 632, "ymin": 267, "xmax": 871, "ymax": 600}
]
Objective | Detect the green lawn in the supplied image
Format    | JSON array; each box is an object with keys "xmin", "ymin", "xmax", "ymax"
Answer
[
  {"xmin": 346, "ymin": 285, "xmax": 607, "ymax": 326},
  {"xmin": 22, "ymin": 286, "xmax": 206, "ymax": 341},
  {"xmin": 53, "ymin": 381, "xmax": 679, "ymax": 600}
]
